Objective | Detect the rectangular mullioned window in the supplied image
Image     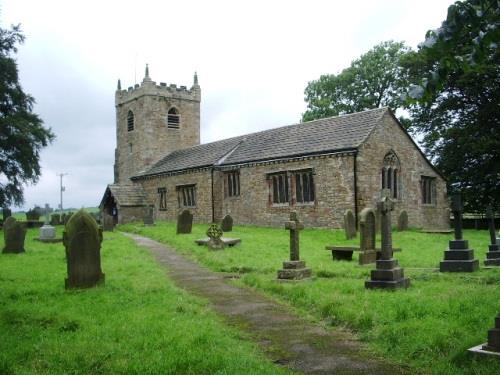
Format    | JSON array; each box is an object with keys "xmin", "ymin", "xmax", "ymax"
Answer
[
  {"xmin": 177, "ymin": 184, "xmax": 196, "ymax": 208},
  {"xmin": 294, "ymin": 169, "xmax": 315, "ymax": 204},
  {"xmin": 158, "ymin": 187, "xmax": 167, "ymax": 211},
  {"xmin": 269, "ymin": 172, "xmax": 289, "ymax": 205},
  {"xmin": 224, "ymin": 170, "xmax": 240, "ymax": 197}
]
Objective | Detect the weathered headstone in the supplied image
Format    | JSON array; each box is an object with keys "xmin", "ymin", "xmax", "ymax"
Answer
[
  {"xmin": 484, "ymin": 205, "xmax": 500, "ymax": 266},
  {"xmin": 439, "ymin": 194, "xmax": 479, "ymax": 272},
  {"xmin": 176, "ymin": 210, "xmax": 193, "ymax": 234},
  {"xmin": 143, "ymin": 205, "xmax": 154, "ymax": 225},
  {"xmin": 365, "ymin": 190, "xmax": 410, "ymax": 289},
  {"xmin": 39, "ymin": 203, "xmax": 56, "ymax": 242},
  {"xmin": 50, "ymin": 213, "xmax": 61, "ymax": 226},
  {"xmin": 102, "ymin": 213, "xmax": 114, "ymax": 231},
  {"xmin": 277, "ymin": 211, "xmax": 311, "ymax": 280},
  {"xmin": 2, "ymin": 207, "xmax": 12, "ymax": 221},
  {"xmin": 2, "ymin": 217, "xmax": 26, "ymax": 254},
  {"xmin": 206, "ymin": 224, "xmax": 225, "ymax": 250},
  {"xmin": 221, "ymin": 214, "xmax": 233, "ymax": 232},
  {"xmin": 358, "ymin": 208, "xmax": 378, "ymax": 264},
  {"xmin": 63, "ymin": 210, "xmax": 105, "ymax": 289},
  {"xmin": 343, "ymin": 209, "xmax": 356, "ymax": 239},
  {"xmin": 397, "ymin": 210, "xmax": 408, "ymax": 231}
]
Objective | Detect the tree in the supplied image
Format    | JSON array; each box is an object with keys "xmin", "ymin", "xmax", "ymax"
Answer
[
  {"xmin": 0, "ymin": 24, "xmax": 54, "ymax": 207},
  {"xmin": 302, "ymin": 41, "xmax": 411, "ymax": 122},
  {"xmin": 404, "ymin": 0, "xmax": 499, "ymax": 212}
]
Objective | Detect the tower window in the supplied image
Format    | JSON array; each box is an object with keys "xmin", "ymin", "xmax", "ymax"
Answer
[
  {"xmin": 127, "ymin": 110, "xmax": 135, "ymax": 131},
  {"xmin": 167, "ymin": 107, "xmax": 180, "ymax": 129}
]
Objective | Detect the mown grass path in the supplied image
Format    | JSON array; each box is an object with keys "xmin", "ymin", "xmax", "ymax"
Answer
[{"xmin": 127, "ymin": 233, "xmax": 403, "ymax": 375}]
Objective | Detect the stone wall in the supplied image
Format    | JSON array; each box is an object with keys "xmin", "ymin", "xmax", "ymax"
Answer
[
  {"xmin": 114, "ymin": 79, "xmax": 200, "ymax": 184},
  {"xmin": 357, "ymin": 111, "xmax": 449, "ymax": 229},
  {"xmin": 139, "ymin": 170, "xmax": 213, "ymax": 224},
  {"xmin": 116, "ymin": 206, "xmax": 147, "ymax": 224}
]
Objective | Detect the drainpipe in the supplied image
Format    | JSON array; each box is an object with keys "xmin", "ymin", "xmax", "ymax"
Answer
[
  {"xmin": 353, "ymin": 151, "xmax": 359, "ymax": 228},
  {"xmin": 211, "ymin": 168, "xmax": 215, "ymax": 223}
]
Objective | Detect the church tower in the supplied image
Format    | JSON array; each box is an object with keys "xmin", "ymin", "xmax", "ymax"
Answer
[{"xmin": 113, "ymin": 66, "xmax": 201, "ymax": 184}]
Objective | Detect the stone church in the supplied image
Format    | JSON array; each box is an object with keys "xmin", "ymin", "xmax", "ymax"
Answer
[{"xmin": 100, "ymin": 67, "xmax": 449, "ymax": 229}]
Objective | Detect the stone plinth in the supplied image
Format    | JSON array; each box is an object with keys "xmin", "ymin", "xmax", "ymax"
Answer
[
  {"xmin": 195, "ymin": 237, "xmax": 241, "ymax": 247},
  {"xmin": 440, "ymin": 240, "xmax": 479, "ymax": 272},
  {"xmin": 365, "ymin": 259, "xmax": 410, "ymax": 289},
  {"xmin": 277, "ymin": 260, "xmax": 311, "ymax": 281},
  {"xmin": 469, "ymin": 316, "xmax": 500, "ymax": 356},
  {"xmin": 485, "ymin": 244, "xmax": 500, "ymax": 266}
]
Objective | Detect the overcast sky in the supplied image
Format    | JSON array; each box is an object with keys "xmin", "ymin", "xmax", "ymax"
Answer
[{"xmin": 2, "ymin": 0, "xmax": 454, "ymax": 211}]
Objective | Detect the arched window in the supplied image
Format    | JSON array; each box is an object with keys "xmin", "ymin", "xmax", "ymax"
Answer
[
  {"xmin": 381, "ymin": 151, "xmax": 400, "ymax": 199},
  {"xmin": 167, "ymin": 107, "xmax": 180, "ymax": 129},
  {"xmin": 127, "ymin": 110, "xmax": 135, "ymax": 131}
]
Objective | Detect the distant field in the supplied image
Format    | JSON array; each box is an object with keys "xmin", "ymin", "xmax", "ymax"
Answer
[
  {"xmin": 6, "ymin": 207, "xmax": 99, "ymax": 221},
  {"xmin": 120, "ymin": 222, "xmax": 500, "ymax": 375},
  {"xmin": 0, "ymin": 228, "xmax": 291, "ymax": 375}
]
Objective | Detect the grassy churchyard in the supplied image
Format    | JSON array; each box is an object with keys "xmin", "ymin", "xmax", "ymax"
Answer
[
  {"xmin": 1, "ymin": 222, "xmax": 499, "ymax": 374},
  {"xmin": 119, "ymin": 222, "xmax": 500, "ymax": 375}
]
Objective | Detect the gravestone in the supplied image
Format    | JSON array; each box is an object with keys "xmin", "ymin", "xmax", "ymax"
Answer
[
  {"xmin": 39, "ymin": 203, "xmax": 56, "ymax": 242},
  {"xmin": 221, "ymin": 214, "xmax": 233, "ymax": 232},
  {"xmin": 102, "ymin": 213, "xmax": 114, "ymax": 231},
  {"xmin": 63, "ymin": 210, "xmax": 105, "ymax": 289},
  {"xmin": 50, "ymin": 213, "xmax": 61, "ymax": 226},
  {"xmin": 397, "ymin": 211, "xmax": 408, "ymax": 231},
  {"xmin": 143, "ymin": 205, "xmax": 154, "ymax": 225},
  {"xmin": 206, "ymin": 224, "xmax": 225, "ymax": 250},
  {"xmin": 439, "ymin": 194, "xmax": 479, "ymax": 272},
  {"xmin": 484, "ymin": 205, "xmax": 500, "ymax": 266},
  {"xmin": 277, "ymin": 211, "xmax": 311, "ymax": 280},
  {"xmin": 177, "ymin": 210, "xmax": 193, "ymax": 234},
  {"xmin": 365, "ymin": 191, "xmax": 410, "ymax": 289},
  {"xmin": 343, "ymin": 209, "xmax": 356, "ymax": 239},
  {"xmin": 358, "ymin": 208, "xmax": 378, "ymax": 264},
  {"xmin": 2, "ymin": 217, "xmax": 26, "ymax": 254},
  {"xmin": 2, "ymin": 207, "xmax": 12, "ymax": 221}
]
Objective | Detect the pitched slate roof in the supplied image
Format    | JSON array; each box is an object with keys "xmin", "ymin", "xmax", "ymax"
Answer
[
  {"xmin": 135, "ymin": 107, "xmax": 388, "ymax": 179},
  {"xmin": 101, "ymin": 184, "xmax": 147, "ymax": 207}
]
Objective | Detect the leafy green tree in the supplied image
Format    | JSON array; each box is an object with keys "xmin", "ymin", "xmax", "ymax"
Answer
[
  {"xmin": 404, "ymin": 0, "xmax": 499, "ymax": 212},
  {"xmin": 302, "ymin": 41, "xmax": 411, "ymax": 122},
  {"xmin": 0, "ymin": 24, "xmax": 55, "ymax": 207}
]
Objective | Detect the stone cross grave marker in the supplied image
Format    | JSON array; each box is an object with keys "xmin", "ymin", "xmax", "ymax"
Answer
[
  {"xmin": 206, "ymin": 223, "xmax": 225, "ymax": 250},
  {"xmin": 484, "ymin": 205, "xmax": 500, "ymax": 266},
  {"xmin": 277, "ymin": 211, "xmax": 311, "ymax": 280},
  {"xmin": 143, "ymin": 205, "xmax": 154, "ymax": 225},
  {"xmin": 221, "ymin": 214, "xmax": 233, "ymax": 232},
  {"xmin": 439, "ymin": 193, "xmax": 479, "ymax": 272},
  {"xmin": 177, "ymin": 209, "xmax": 193, "ymax": 234},
  {"xmin": 2, "ymin": 217, "xmax": 26, "ymax": 254},
  {"xmin": 397, "ymin": 210, "xmax": 408, "ymax": 231},
  {"xmin": 39, "ymin": 203, "xmax": 56, "ymax": 242},
  {"xmin": 365, "ymin": 190, "xmax": 410, "ymax": 289},
  {"xmin": 63, "ymin": 210, "xmax": 105, "ymax": 289},
  {"xmin": 343, "ymin": 209, "xmax": 356, "ymax": 239}
]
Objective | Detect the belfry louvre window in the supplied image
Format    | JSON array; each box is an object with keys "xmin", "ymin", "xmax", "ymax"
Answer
[
  {"xmin": 167, "ymin": 107, "xmax": 180, "ymax": 129},
  {"xmin": 294, "ymin": 170, "xmax": 315, "ymax": 203},
  {"xmin": 421, "ymin": 176, "xmax": 436, "ymax": 204},
  {"xmin": 225, "ymin": 171, "xmax": 240, "ymax": 197},
  {"xmin": 177, "ymin": 185, "xmax": 196, "ymax": 208},
  {"xmin": 127, "ymin": 110, "xmax": 135, "ymax": 131},
  {"xmin": 158, "ymin": 187, "xmax": 167, "ymax": 211},
  {"xmin": 270, "ymin": 172, "xmax": 289, "ymax": 204}
]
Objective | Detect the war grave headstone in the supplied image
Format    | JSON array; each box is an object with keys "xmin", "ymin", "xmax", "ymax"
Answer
[
  {"xmin": 484, "ymin": 205, "xmax": 500, "ymax": 266},
  {"xmin": 343, "ymin": 209, "xmax": 356, "ymax": 240},
  {"xmin": 50, "ymin": 213, "xmax": 61, "ymax": 226},
  {"xmin": 143, "ymin": 205, "xmax": 155, "ymax": 226},
  {"xmin": 468, "ymin": 315, "xmax": 500, "ymax": 356},
  {"xmin": 365, "ymin": 191, "xmax": 410, "ymax": 289},
  {"xmin": 64, "ymin": 210, "xmax": 105, "ymax": 289},
  {"xmin": 439, "ymin": 194, "xmax": 479, "ymax": 272},
  {"xmin": 221, "ymin": 214, "xmax": 233, "ymax": 232},
  {"xmin": 397, "ymin": 210, "xmax": 408, "ymax": 231},
  {"xmin": 2, "ymin": 217, "xmax": 26, "ymax": 254},
  {"xmin": 38, "ymin": 203, "xmax": 59, "ymax": 243},
  {"xmin": 102, "ymin": 213, "xmax": 115, "ymax": 231},
  {"xmin": 326, "ymin": 207, "xmax": 401, "ymax": 264},
  {"xmin": 277, "ymin": 211, "xmax": 311, "ymax": 281},
  {"xmin": 177, "ymin": 210, "xmax": 193, "ymax": 234}
]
